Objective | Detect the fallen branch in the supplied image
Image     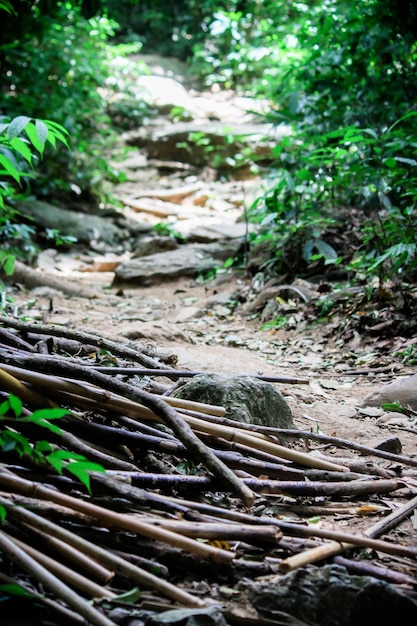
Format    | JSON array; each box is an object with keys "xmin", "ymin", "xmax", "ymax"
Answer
[
  {"xmin": 110, "ymin": 473, "xmax": 400, "ymax": 498},
  {"xmin": 278, "ymin": 493, "xmax": 417, "ymax": 573},
  {"xmin": 0, "ymin": 316, "xmax": 172, "ymax": 371},
  {"xmin": 0, "ymin": 356, "xmax": 255, "ymax": 506},
  {"xmin": 0, "ymin": 529, "xmax": 117, "ymax": 626},
  {"xmin": 1, "ymin": 494, "xmax": 205, "ymax": 608},
  {"xmin": 0, "ymin": 468, "xmax": 237, "ymax": 564},
  {"xmin": 92, "ymin": 366, "xmax": 310, "ymax": 385}
]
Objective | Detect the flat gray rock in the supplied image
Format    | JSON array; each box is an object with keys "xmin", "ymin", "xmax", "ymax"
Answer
[
  {"xmin": 17, "ymin": 200, "xmax": 125, "ymax": 244},
  {"xmin": 123, "ymin": 121, "xmax": 287, "ymax": 168},
  {"xmin": 112, "ymin": 241, "xmax": 242, "ymax": 286},
  {"xmin": 241, "ymin": 564, "xmax": 417, "ymax": 626},
  {"xmin": 362, "ymin": 374, "xmax": 417, "ymax": 411}
]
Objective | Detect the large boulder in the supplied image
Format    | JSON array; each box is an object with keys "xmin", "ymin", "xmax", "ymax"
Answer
[{"xmin": 171, "ymin": 373, "xmax": 294, "ymax": 429}]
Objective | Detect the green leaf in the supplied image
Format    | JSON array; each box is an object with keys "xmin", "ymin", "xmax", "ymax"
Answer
[
  {"xmin": 0, "ymin": 154, "xmax": 21, "ymax": 182},
  {"xmin": 0, "ymin": 2, "xmax": 16, "ymax": 14},
  {"xmin": 0, "ymin": 250, "xmax": 15, "ymax": 276},
  {"xmin": 1, "ymin": 431, "xmax": 32, "ymax": 456},
  {"xmin": 23, "ymin": 414, "xmax": 62, "ymax": 434},
  {"xmin": 34, "ymin": 440, "xmax": 53, "ymax": 453},
  {"xmin": 0, "ymin": 505, "xmax": 6, "ymax": 523},
  {"xmin": 24, "ymin": 122, "xmax": 45, "ymax": 154},
  {"xmin": 9, "ymin": 395, "xmax": 23, "ymax": 417},
  {"xmin": 0, "ymin": 583, "xmax": 36, "ymax": 598},
  {"xmin": 9, "ymin": 137, "xmax": 33, "ymax": 164},
  {"xmin": 44, "ymin": 120, "xmax": 70, "ymax": 147},
  {"xmin": 46, "ymin": 450, "xmax": 85, "ymax": 473},
  {"xmin": 65, "ymin": 461, "xmax": 105, "ymax": 493},
  {"xmin": 110, "ymin": 587, "xmax": 141, "ymax": 604},
  {"xmin": 394, "ymin": 157, "xmax": 417, "ymax": 167},
  {"xmin": 383, "ymin": 157, "xmax": 397, "ymax": 168},
  {"xmin": 30, "ymin": 407, "xmax": 69, "ymax": 421},
  {"xmin": 381, "ymin": 401, "xmax": 406, "ymax": 414},
  {"xmin": 7, "ymin": 116, "xmax": 32, "ymax": 139},
  {"xmin": 315, "ymin": 239, "xmax": 338, "ymax": 261}
]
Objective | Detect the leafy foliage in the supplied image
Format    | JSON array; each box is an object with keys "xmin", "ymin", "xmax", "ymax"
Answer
[
  {"xmin": 0, "ymin": 394, "xmax": 105, "ymax": 494},
  {"xmin": 0, "ymin": 115, "xmax": 69, "ymax": 272},
  {"xmin": 0, "ymin": 2, "xmax": 120, "ymax": 202},
  {"xmin": 189, "ymin": 0, "xmax": 417, "ymax": 286},
  {"xmin": 1, "ymin": 0, "xmax": 416, "ymax": 290},
  {"xmin": 248, "ymin": 112, "xmax": 417, "ymax": 284}
]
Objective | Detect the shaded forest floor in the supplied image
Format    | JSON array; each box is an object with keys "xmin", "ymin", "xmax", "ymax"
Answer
[{"xmin": 1, "ymin": 54, "xmax": 417, "ymax": 625}]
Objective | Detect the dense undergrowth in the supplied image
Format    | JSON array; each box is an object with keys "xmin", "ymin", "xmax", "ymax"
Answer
[{"xmin": 0, "ymin": 0, "xmax": 416, "ymax": 291}]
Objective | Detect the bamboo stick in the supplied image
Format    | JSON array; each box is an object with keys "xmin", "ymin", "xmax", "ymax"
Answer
[
  {"xmin": 0, "ymin": 495, "xmax": 207, "ymax": 608},
  {"xmin": 0, "ymin": 530, "xmax": 117, "ymax": 626},
  {"xmin": 0, "ymin": 571, "xmax": 85, "ymax": 625},
  {"xmin": 20, "ymin": 524, "xmax": 115, "ymax": 584},
  {"xmin": 278, "ymin": 494, "xmax": 417, "ymax": 573},
  {"xmin": 0, "ymin": 358, "xmax": 255, "ymax": 506},
  {"xmin": 2, "ymin": 531, "xmax": 115, "ymax": 599},
  {"xmin": 0, "ymin": 468, "xmax": 236, "ymax": 565}
]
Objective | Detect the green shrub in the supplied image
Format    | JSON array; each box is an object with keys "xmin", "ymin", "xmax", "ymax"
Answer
[
  {"xmin": 0, "ymin": 115, "xmax": 69, "ymax": 273},
  {"xmin": 248, "ymin": 112, "xmax": 417, "ymax": 284},
  {"xmin": 0, "ymin": 3, "xmax": 117, "ymax": 203}
]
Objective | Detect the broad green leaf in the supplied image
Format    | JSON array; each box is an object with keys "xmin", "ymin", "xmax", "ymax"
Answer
[
  {"xmin": 296, "ymin": 167, "xmax": 312, "ymax": 181},
  {"xmin": 383, "ymin": 157, "xmax": 397, "ymax": 168},
  {"xmin": 361, "ymin": 128, "xmax": 379, "ymax": 139},
  {"xmin": 110, "ymin": 587, "xmax": 141, "ymax": 604},
  {"xmin": 24, "ymin": 416, "xmax": 62, "ymax": 434},
  {"xmin": 47, "ymin": 449, "xmax": 85, "ymax": 473},
  {"xmin": 7, "ymin": 116, "xmax": 31, "ymax": 139},
  {"xmin": 8, "ymin": 394, "xmax": 23, "ymax": 417},
  {"xmin": 47, "ymin": 133, "xmax": 56, "ymax": 148},
  {"xmin": 44, "ymin": 120, "xmax": 70, "ymax": 147},
  {"xmin": 394, "ymin": 157, "xmax": 417, "ymax": 167},
  {"xmin": 65, "ymin": 461, "xmax": 105, "ymax": 493},
  {"xmin": 24, "ymin": 122, "xmax": 45, "ymax": 154},
  {"xmin": 381, "ymin": 401, "xmax": 406, "ymax": 413},
  {"xmin": 0, "ymin": 583, "xmax": 36, "ymax": 598},
  {"xmin": 0, "ymin": 154, "xmax": 21, "ymax": 182},
  {"xmin": 315, "ymin": 239, "xmax": 338, "ymax": 260},
  {"xmin": 9, "ymin": 137, "xmax": 33, "ymax": 164},
  {"xmin": 0, "ymin": 250, "xmax": 15, "ymax": 275},
  {"xmin": 46, "ymin": 450, "xmax": 77, "ymax": 474},
  {"xmin": 30, "ymin": 407, "xmax": 69, "ymax": 421},
  {"xmin": 0, "ymin": 1, "xmax": 16, "ymax": 15},
  {"xmin": 1, "ymin": 431, "xmax": 32, "ymax": 456},
  {"xmin": 34, "ymin": 440, "xmax": 53, "ymax": 454},
  {"xmin": 44, "ymin": 119, "xmax": 70, "ymax": 134}
]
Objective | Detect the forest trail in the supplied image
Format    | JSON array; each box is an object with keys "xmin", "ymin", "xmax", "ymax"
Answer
[
  {"xmin": 3, "ymin": 53, "xmax": 417, "ymax": 625},
  {"xmin": 8, "ymin": 54, "xmax": 417, "ymax": 455}
]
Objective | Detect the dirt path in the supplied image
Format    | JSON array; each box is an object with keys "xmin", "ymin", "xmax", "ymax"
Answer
[
  {"xmin": 3, "ymin": 55, "xmax": 417, "ymax": 619},
  {"xmin": 9, "ymin": 56, "xmax": 417, "ymax": 448},
  {"xmin": 9, "ymin": 54, "xmax": 415, "ymax": 456}
]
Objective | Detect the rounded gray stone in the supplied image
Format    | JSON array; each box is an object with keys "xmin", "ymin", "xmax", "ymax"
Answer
[{"xmin": 172, "ymin": 374, "xmax": 294, "ymax": 429}]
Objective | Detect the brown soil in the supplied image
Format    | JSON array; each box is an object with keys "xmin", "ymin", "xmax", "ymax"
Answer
[{"xmin": 2, "ymin": 53, "xmax": 416, "ymax": 623}]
